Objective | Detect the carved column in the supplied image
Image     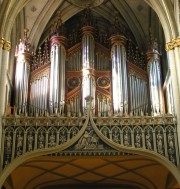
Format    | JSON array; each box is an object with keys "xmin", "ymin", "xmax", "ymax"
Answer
[
  {"xmin": 0, "ymin": 40, "xmax": 11, "ymax": 171},
  {"xmin": 0, "ymin": 37, "xmax": 5, "ymax": 77},
  {"xmin": 166, "ymin": 38, "xmax": 180, "ymax": 153},
  {"xmin": 0, "ymin": 37, "xmax": 8, "ymax": 172},
  {"xmin": 0, "ymin": 40, "xmax": 11, "ymax": 116}
]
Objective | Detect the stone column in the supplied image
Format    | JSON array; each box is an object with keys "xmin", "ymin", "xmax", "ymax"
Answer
[
  {"xmin": 166, "ymin": 38, "xmax": 180, "ymax": 157},
  {"xmin": 0, "ymin": 41, "xmax": 11, "ymax": 116},
  {"xmin": 174, "ymin": 41, "xmax": 180, "ymax": 94},
  {"xmin": 0, "ymin": 37, "xmax": 5, "ymax": 76},
  {"xmin": 0, "ymin": 39, "xmax": 11, "ymax": 172}
]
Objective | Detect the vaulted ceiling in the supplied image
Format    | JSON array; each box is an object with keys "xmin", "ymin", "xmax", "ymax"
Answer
[
  {"xmin": 5, "ymin": 155, "xmax": 177, "ymax": 189},
  {"xmin": 23, "ymin": 0, "xmax": 163, "ymax": 51}
]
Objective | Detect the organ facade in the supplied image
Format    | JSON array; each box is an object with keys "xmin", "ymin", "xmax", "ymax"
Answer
[
  {"xmin": 13, "ymin": 9, "xmax": 166, "ymax": 118},
  {"xmin": 1, "ymin": 7, "xmax": 179, "ymax": 188}
]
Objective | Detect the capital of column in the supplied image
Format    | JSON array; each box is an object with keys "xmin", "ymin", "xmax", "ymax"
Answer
[
  {"xmin": 50, "ymin": 35, "xmax": 67, "ymax": 47},
  {"xmin": 146, "ymin": 50, "xmax": 160, "ymax": 62},
  {"xmin": 109, "ymin": 34, "xmax": 127, "ymax": 47},
  {"xmin": 0, "ymin": 37, "xmax": 5, "ymax": 48},
  {"xmin": 81, "ymin": 26, "xmax": 95, "ymax": 35},
  {"xmin": 166, "ymin": 37, "xmax": 180, "ymax": 51},
  {"xmin": 3, "ymin": 40, "xmax": 11, "ymax": 51}
]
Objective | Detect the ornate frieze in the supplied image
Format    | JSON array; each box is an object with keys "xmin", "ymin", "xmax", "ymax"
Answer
[
  {"xmin": 166, "ymin": 37, "xmax": 180, "ymax": 51},
  {"xmin": 1, "ymin": 110, "xmax": 178, "ymax": 170}
]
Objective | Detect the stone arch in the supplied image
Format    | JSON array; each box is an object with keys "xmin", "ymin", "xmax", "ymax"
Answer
[
  {"xmin": 0, "ymin": 0, "xmax": 180, "ymax": 188},
  {"xmin": 0, "ymin": 116, "xmax": 88, "ymax": 188},
  {"xmin": 89, "ymin": 115, "xmax": 180, "ymax": 185},
  {"xmin": 148, "ymin": 0, "xmax": 179, "ymax": 41},
  {"xmin": 0, "ymin": 0, "xmax": 178, "ymax": 44}
]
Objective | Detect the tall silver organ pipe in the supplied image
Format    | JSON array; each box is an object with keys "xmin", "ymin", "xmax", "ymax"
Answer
[
  {"xmin": 147, "ymin": 51, "xmax": 164, "ymax": 114},
  {"xmin": 96, "ymin": 51, "xmax": 109, "ymax": 70},
  {"xmin": 82, "ymin": 34, "xmax": 94, "ymax": 68},
  {"xmin": 30, "ymin": 75, "xmax": 48, "ymax": 116},
  {"xmin": 15, "ymin": 29, "xmax": 31, "ymax": 115},
  {"xmin": 81, "ymin": 27, "xmax": 96, "ymax": 112},
  {"xmin": 129, "ymin": 73, "xmax": 148, "ymax": 115},
  {"xmin": 110, "ymin": 35, "xmax": 128, "ymax": 115},
  {"xmin": 68, "ymin": 50, "xmax": 81, "ymax": 71},
  {"xmin": 165, "ymin": 76, "xmax": 174, "ymax": 114},
  {"xmin": 15, "ymin": 58, "xmax": 30, "ymax": 114},
  {"xmin": 49, "ymin": 36, "xmax": 66, "ymax": 115}
]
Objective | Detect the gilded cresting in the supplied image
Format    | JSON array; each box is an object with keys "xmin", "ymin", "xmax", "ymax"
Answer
[
  {"xmin": 0, "ymin": 37, "xmax": 11, "ymax": 51},
  {"xmin": 166, "ymin": 37, "xmax": 180, "ymax": 51},
  {"xmin": 0, "ymin": 37, "xmax": 5, "ymax": 48}
]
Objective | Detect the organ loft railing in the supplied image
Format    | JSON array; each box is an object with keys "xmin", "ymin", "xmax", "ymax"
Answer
[{"xmin": 1, "ymin": 9, "xmax": 179, "ymax": 170}]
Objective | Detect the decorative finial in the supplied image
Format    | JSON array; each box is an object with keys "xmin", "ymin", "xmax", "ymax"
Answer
[{"xmin": 24, "ymin": 28, "xmax": 29, "ymax": 38}]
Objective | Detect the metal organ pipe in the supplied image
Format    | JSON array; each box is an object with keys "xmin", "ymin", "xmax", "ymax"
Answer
[
  {"xmin": 156, "ymin": 61, "xmax": 163, "ymax": 113},
  {"xmin": 15, "ymin": 54, "xmax": 31, "ymax": 115},
  {"xmin": 147, "ymin": 53, "xmax": 164, "ymax": 115},
  {"xmin": 29, "ymin": 74, "xmax": 49, "ymax": 116},
  {"xmin": 110, "ymin": 35, "xmax": 128, "ymax": 115},
  {"xmin": 49, "ymin": 45, "xmax": 55, "ymax": 112},
  {"xmin": 129, "ymin": 73, "xmax": 148, "ymax": 115},
  {"xmin": 82, "ymin": 27, "xmax": 96, "ymax": 113},
  {"xmin": 49, "ymin": 36, "xmax": 66, "ymax": 115},
  {"xmin": 14, "ymin": 30, "xmax": 32, "ymax": 115}
]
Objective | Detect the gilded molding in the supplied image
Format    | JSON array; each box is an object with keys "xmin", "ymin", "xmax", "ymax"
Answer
[
  {"xmin": 3, "ymin": 40, "xmax": 11, "ymax": 51},
  {"xmin": 2, "ymin": 40, "xmax": 11, "ymax": 51},
  {"xmin": 166, "ymin": 37, "xmax": 180, "ymax": 51},
  {"xmin": 0, "ymin": 37, "xmax": 5, "ymax": 48}
]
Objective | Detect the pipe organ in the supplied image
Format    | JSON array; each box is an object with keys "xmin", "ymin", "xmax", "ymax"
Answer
[
  {"xmin": 165, "ymin": 79, "xmax": 174, "ymax": 114},
  {"xmin": 15, "ymin": 29, "xmax": 31, "ymax": 115},
  {"xmin": 128, "ymin": 70, "xmax": 148, "ymax": 115},
  {"xmin": 30, "ymin": 73, "xmax": 49, "ymax": 116},
  {"xmin": 82, "ymin": 26, "xmax": 96, "ymax": 112},
  {"xmin": 110, "ymin": 35, "xmax": 128, "ymax": 115},
  {"xmin": 49, "ymin": 36, "xmax": 66, "ymax": 115},
  {"xmin": 147, "ymin": 49, "xmax": 164, "ymax": 115},
  {"xmin": 12, "ymin": 9, "xmax": 170, "ymax": 117}
]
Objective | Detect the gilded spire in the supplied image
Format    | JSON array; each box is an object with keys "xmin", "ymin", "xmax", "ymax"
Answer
[{"xmin": 15, "ymin": 28, "xmax": 31, "ymax": 56}]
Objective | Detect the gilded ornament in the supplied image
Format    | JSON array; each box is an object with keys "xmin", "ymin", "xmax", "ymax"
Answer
[
  {"xmin": 3, "ymin": 40, "xmax": 11, "ymax": 51},
  {"xmin": 173, "ymin": 37, "xmax": 180, "ymax": 48},
  {"xmin": 68, "ymin": 77, "xmax": 80, "ymax": 89},
  {"xmin": 166, "ymin": 42, "xmax": 174, "ymax": 51},
  {"xmin": 166, "ymin": 37, "xmax": 180, "ymax": 51},
  {"xmin": 0, "ymin": 37, "xmax": 5, "ymax": 48},
  {"xmin": 97, "ymin": 76, "xmax": 110, "ymax": 88}
]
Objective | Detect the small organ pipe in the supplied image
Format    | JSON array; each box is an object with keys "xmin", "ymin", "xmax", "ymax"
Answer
[
  {"xmin": 132, "ymin": 76, "xmax": 135, "ymax": 112},
  {"xmin": 49, "ymin": 46, "xmax": 55, "ymax": 113}
]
